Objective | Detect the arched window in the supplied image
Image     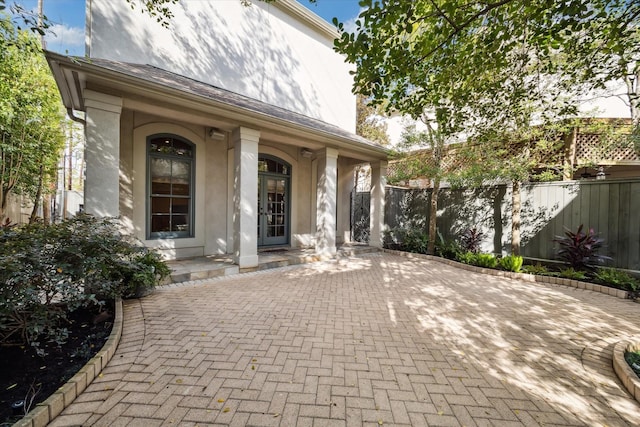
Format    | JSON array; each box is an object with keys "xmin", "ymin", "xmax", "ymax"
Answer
[
  {"xmin": 147, "ymin": 135, "xmax": 194, "ymax": 239},
  {"xmin": 258, "ymin": 156, "xmax": 290, "ymax": 176}
]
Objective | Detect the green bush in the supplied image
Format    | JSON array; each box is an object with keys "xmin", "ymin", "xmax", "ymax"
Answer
[
  {"xmin": 559, "ymin": 267, "xmax": 588, "ymax": 280},
  {"xmin": 474, "ymin": 253, "xmax": 498, "ymax": 268},
  {"xmin": 595, "ymin": 267, "xmax": 639, "ymax": 292},
  {"xmin": 0, "ymin": 214, "xmax": 170, "ymax": 354},
  {"xmin": 521, "ymin": 263, "xmax": 556, "ymax": 276},
  {"xmin": 625, "ymin": 351, "xmax": 640, "ymax": 377},
  {"xmin": 455, "ymin": 252, "xmax": 497, "ymax": 268},
  {"xmin": 456, "ymin": 251, "xmax": 477, "ymax": 265},
  {"xmin": 435, "ymin": 231, "xmax": 461, "ymax": 260},
  {"xmin": 499, "ymin": 255, "xmax": 523, "ymax": 272},
  {"xmin": 383, "ymin": 227, "xmax": 429, "ymax": 254}
]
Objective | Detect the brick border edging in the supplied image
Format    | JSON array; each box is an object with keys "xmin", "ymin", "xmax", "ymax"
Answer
[
  {"xmin": 381, "ymin": 249, "xmax": 630, "ymax": 300},
  {"xmin": 613, "ymin": 340, "xmax": 640, "ymax": 404},
  {"xmin": 15, "ymin": 298, "xmax": 124, "ymax": 427}
]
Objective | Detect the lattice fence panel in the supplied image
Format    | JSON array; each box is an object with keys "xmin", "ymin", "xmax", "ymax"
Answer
[{"xmin": 576, "ymin": 133, "xmax": 639, "ymax": 163}]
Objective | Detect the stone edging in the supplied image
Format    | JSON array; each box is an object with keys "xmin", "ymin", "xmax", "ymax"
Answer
[
  {"xmin": 381, "ymin": 249, "xmax": 630, "ymax": 300},
  {"xmin": 613, "ymin": 340, "xmax": 640, "ymax": 405},
  {"xmin": 15, "ymin": 298, "xmax": 124, "ymax": 427}
]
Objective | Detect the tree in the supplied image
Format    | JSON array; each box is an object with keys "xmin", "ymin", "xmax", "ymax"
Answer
[
  {"xmin": 334, "ymin": 1, "xmax": 638, "ymax": 114},
  {"xmin": 333, "ymin": 0, "xmax": 638, "ymax": 255},
  {"xmin": 354, "ymin": 95, "xmax": 390, "ymax": 192},
  {"xmin": 0, "ymin": 15, "xmax": 65, "ymax": 222},
  {"xmin": 0, "ymin": 0, "xmax": 48, "ymax": 34},
  {"xmin": 394, "ymin": 115, "xmax": 451, "ymax": 255},
  {"xmin": 356, "ymin": 95, "xmax": 390, "ymax": 146}
]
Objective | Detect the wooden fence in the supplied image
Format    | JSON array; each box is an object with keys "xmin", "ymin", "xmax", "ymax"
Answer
[{"xmin": 385, "ymin": 179, "xmax": 640, "ymax": 271}]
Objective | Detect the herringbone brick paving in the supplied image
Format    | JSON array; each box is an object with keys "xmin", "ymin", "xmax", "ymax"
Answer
[{"xmin": 51, "ymin": 253, "xmax": 640, "ymax": 426}]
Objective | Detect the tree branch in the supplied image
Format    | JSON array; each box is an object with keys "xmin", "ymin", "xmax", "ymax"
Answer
[
  {"xmin": 416, "ymin": 0, "xmax": 515, "ymax": 63},
  {"xmin": 427, "ymin": 0, "xmax": 460, "ymax": 31}
]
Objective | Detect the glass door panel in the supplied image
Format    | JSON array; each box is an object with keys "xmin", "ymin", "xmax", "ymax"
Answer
[{"xmin": 258, "ymin": 175, "xmax": 289, "ymax": 246}]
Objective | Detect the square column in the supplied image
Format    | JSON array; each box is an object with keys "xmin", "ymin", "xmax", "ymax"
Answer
[
  {"xmin": 337, "ymin": 159, "xmax": 356, "ymax": 244},
  {"xmin": 232, "ymin": 127, "xmax": 260, "ymax": 268},
  {"xmin": 84, "ymin": 90, "xmax": 123, "ymax": 217},
  {"xmin": 316, "ymin": 147, "xmax": 339, "ymax": 256},
  {"xmin": 369, "ymin": 160, "xmax": 387, "ymax": 248}
]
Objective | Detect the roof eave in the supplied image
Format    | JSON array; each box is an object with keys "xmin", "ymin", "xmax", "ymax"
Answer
[{"xmin": 45, "ymin": 52, "xmax": 389, "ymax": 158}]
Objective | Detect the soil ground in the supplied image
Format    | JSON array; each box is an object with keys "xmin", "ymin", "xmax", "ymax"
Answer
[{"xmin": 0, "ymin": 302, "xmax": 113, "ymax": 426}]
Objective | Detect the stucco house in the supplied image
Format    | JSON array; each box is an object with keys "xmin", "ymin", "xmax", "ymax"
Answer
[{"xmin": 45, "ymin": 0, "xmax": 388, "ymax": 268}]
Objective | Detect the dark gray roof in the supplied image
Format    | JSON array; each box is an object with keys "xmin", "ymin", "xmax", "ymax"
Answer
[{"xmin": 76, "ymin": 57, "xmax": 385, "ymax": 151}]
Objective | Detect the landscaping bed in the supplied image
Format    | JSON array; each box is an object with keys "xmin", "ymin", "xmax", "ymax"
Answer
[
  {"xmin": 384, "ymin": 225, "xmax": 640, "ymax": 299},
  {"xmin": 626, "ymin": 350, "xmax": 640, "ymax": 379},
  {"xmin": 0, "ymin": 215, "xmax": 170, "ymax": 426},
  {"xmin": 0, "ymin": 301, "xmax": 113, "ymax": 425}
]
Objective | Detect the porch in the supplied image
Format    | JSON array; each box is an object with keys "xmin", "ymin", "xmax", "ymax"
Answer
[{"xmin": 166, "ymin": 243, "xmax": 378, "ymax": 283}]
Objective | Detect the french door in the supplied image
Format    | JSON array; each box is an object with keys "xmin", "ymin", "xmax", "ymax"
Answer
[{"xmin": 257, "ymin": 156, "xmax": 290, "ymax": 246}]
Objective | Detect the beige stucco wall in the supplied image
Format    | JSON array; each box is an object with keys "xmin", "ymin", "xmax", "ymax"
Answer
[
  {"xmin": 119, "ymin": 112, "xmax": 325, "ymax": 258},
  {"xmin": 88, "ymin": 0, "xmax": 356, "ymax": 133}
]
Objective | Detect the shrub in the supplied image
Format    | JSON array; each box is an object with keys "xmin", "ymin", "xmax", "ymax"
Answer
[
  {"xmin": 0, "ymin": 214, "xmax": 170, "ymax": 354},
  {"xmin": 456, "ymin": 251, "xmax": 477, "ymax": 265},
  {"xmin": 113, "ymin": 250, "xmax": 171, "ymax": 298},
  {"xmin": 383, "ymin": 227, "xmax": 429, "ymax": 254},
  {"xmin": 383, "ymin": 228, "xmax": 404, "ymax": 250},
  {"xmin": 459, "ymin": 227, "xmax": 485, "ymax": 253},
  {"xmin": 625, "ymin": 351, "xmax": 640, "ymax": 377},
  {"xmin": 435, "ymin": 230, "xmax": 461, "ymax": 260},
  {"xmin": 456, "ymin": 252, "xmax": 497, "ymax": 268},
  {"xmin": 474, "ymin": 253, "xmax": 498, "ymax": 268},
  {"xmin": 522, "ymin": 263, "xmax": 551, "ymax": 275},
  {"xmin": 499, "ymin": 255, "xmax": 523, "ymax": 272},
  {"xmin": 595, "ymin": 268, "xmax": 639, "ymax": 292},
  {"xmin": 402, "ymin": 228, "xmax": 429, "ymax": 254},
  {"xmin": 559, "ymin": 267, "xmax": 588, "ymax": 280},
  {"xmin": 554, "ymin": 224, "xmax": 610, "ymax": 270}
]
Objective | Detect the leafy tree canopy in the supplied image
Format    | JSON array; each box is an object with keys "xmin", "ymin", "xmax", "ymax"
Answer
[
  {"xmin": 334, "ymin": 0, "xmax": 639, "ymax": 127},
  {"xmin": 0, "ymin": 13, "xmax": 65, "ymax": 221},
  {"xmin": 356, "ymin": 95, "xmax": 390, "ymax": 145}
]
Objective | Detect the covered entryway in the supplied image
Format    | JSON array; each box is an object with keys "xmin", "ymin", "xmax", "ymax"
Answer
[{"xmin": 257, "ymin": 155, "xmax": 290, "ymax": 247}]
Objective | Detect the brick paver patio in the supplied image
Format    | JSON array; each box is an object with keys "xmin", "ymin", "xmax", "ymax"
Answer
[{"xmin": 51, "ymin": 253, "xmax": 640, "ymax": 426}]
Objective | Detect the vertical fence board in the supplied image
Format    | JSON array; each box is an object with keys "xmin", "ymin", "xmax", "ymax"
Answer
[
  {"xmin": 589, "ymin": 184, "xmax": 599, "ymax": 232},
  {"xmin": 608, "ymin": 184, "xmax": 620, "ymax": 264},
  {"xmin": 598, "ymin": 184, "xmax": 610, "ymax": 256},
  {"xmin": 578, "ymin": 185, "xmax": 595, "ymax": 234},
  {"xmin": 385, "ymin": 179, "xmax": 640, "ymax": 270},
  {"xmin": 551, "ymin": 185, "xmax": 564, "ymax": 249},
  {"xmin": 618, "ymin": 183, "xmax": 631, "ymax": 268},
  {"xmin": 630, "ymin": 182, "xmax": 640, "ymax": 270}
]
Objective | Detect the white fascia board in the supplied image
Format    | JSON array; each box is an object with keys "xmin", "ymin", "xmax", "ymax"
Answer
[{"xmin": 272, "ymin": 0, "xmax": 339, "ymax": 40}]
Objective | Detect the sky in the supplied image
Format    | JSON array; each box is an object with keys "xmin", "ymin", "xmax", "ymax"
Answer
[{"xmin": 16, "ymin": 0, "xmax": 362, "ymax": 56}]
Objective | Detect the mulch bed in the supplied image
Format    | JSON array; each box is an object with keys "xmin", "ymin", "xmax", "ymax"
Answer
[{"xmin": 0, "ymin": 301, "xmax": 114, "ymax": 425}]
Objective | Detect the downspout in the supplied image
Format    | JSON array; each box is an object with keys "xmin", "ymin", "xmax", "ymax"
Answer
[{"xmin": 67, "ymin": 108, "xmax": 86, "ymax": 126}]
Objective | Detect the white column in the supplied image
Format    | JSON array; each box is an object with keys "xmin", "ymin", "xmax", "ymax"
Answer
[
  {"xmin": 369, "ymin": 160, "xmax": 387, "ymax": 248},
  {"xmin": 316, "ymin": 147, "xmax": 339, "ymax": 255},
  {"xmin": 337, "ymin": 159, "xmax": 355, "ymax": 244},
  {"xmin": 84, "ymin": 90, "xmax": 122, "ymax": 217},
  {"xmin": 232, "ymin": 127, "xmax": 260, "ymax": 268}
]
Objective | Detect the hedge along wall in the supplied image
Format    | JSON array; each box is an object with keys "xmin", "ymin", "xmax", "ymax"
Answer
[{"xmin": 384, "ymin": 178, "xmax": 640, "ymax": 271}]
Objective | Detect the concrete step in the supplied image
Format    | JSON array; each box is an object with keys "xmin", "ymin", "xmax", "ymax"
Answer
[{"xmin": 166, "ymin": 245, "xmax": 379, "ymax": 283}]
